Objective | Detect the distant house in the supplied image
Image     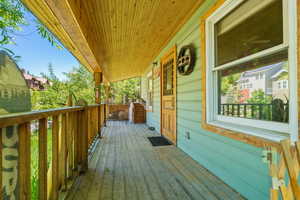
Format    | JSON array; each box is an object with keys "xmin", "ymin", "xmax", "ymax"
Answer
[
  {"xmin": 236, "ymin": 62, "xmax": 285, "ymax": 103},
  {"xmin": 271, "ymin": 68, "xmax": 289, "ymax": 102},
  {"xmin": 22, "ymin": 70, "xmax": 51, "ymax": 90}
]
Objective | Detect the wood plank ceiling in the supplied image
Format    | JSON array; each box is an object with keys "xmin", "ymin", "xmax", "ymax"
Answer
[{"xmin": 22, "ymin": 0, "xmax": 204, "ymax": 82}]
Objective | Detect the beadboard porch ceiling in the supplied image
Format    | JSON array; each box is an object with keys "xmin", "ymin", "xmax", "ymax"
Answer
[{"xmin": 21, "ymin": 0, "xmax": 204, "ymax": 82}]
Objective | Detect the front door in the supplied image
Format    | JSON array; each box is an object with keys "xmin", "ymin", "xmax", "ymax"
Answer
[{"xmin": 161, "ymin": 46, "xmax": 177, "ymax": 144}]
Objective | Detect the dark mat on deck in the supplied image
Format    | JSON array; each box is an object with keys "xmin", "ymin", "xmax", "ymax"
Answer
[{"xmin": 148, "ymin": 136, "xmax": 172, "ymax": 146}]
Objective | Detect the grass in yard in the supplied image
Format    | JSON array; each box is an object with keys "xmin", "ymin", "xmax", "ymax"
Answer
[{"xmin": 30, "ymin": 128, "xmax": 52, "ymax": 200}]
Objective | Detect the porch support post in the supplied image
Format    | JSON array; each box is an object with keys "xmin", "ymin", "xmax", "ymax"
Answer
[
  {"xmin": 94, "ymin": 72, "xmax": 102, "ymax": 137},
  {"xmin": 103, "ymin": 83, "xmax": 110, "ymax": 127},
  {"xmin": 94, "ymin": 72, "xmax": 102, "ymax": 104}
]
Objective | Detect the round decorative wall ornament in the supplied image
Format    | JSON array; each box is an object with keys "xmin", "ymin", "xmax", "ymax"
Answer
[{"xmin": 177, "ymin": 44, "xmax": 196, "ymax": 75}]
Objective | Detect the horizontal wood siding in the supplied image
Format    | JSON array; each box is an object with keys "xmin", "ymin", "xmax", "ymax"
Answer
[{"xmin": 142, "ymin": 0, "xmax": 271, "ymax": 199}]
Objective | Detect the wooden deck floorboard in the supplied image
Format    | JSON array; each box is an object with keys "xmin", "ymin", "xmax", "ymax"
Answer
[{"xmin": 66, "ymin": 121, "xmax": 245, "ymax": 200}]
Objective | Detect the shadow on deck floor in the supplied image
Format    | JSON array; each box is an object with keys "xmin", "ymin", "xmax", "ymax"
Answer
[{"xmin": 67, "ymin": 121, "xmax": 245, "ymax": 200}]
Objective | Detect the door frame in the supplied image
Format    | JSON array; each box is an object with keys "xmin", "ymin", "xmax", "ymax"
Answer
[{"xmin": 160, "ymin": 45, "xmax": 177, "ymax": 145}]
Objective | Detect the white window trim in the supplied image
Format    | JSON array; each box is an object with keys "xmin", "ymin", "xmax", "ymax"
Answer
[
  {"xmin": 147, "ymin": 70, "xmax": 153, "ymax": 111},
  {"xmin": 205, "ymin": 0, "xmax": 298, "ymax": 142}
]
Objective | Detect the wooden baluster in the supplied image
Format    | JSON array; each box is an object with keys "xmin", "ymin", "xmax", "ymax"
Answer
[
  {"xmin": 96, "ymin": 107, "xmax": 99, "ymax": 137},
  {"xmin": 71, "ymin": 112, "xmax": 76, "ymax": 174},
  {"xmin": 50, "ymin": 115, "xmax": 59, "ymax": 200},
  {"xmin": 101, "ymin": 105, "xmax": 103, "ymax": 126},
  {"xmin": 93, "ymin": 108, "xmax": 95, "ymax": 140},
  {"xmin": 81, "ymin": 108, "xmax": 88, "ymax": 172},
  {"xmin": 87, "ymin": 108, "xmax": 91, "ymax": 146},
  {"xmin": 101, "ymin": 105, "xmax": 104, "ymax": 126},
  {"xmin": 96, "ymin": 107, "xmax": 99, "ymax": 138},
  {"xmin": 100, "ymin": 105, "xmax": 102, "ymax": 126},
  {"xmin": 19, "ymin": 122, "xmax": 31, "ymax": 200},
  {"xmin": 77, "ymin": 111, "xmax": 83, "ymax": 172},
  {"xmin": 67, "ymin": 112, "xmax": 73, "ymax": 179},
  {"xmin": 104, "ymin": 104, "xmax": 107, "ymax": 127},
  {"xmin": 98, "ymin": 106, "xmax": 101, "ymax": 137},
  {"xmin": 59, "ymin": 114, "xmax": 67, "ymax": 191},
  {"xmin": 90, "ymin": 108, "xmax": 93, "ymax": 145},
  {"xmin": 39, "ymin": 118, "xmax": 48, "ymax": 200},
  {"xmin": 91, "ymin": 108, "xmax": 94, "ymax": 142},
  {"xmin": 73, "ymin": 112, "xmax": 79, "ymax": 174},
  {"xmin": 237, "ymin": 104, "xmax": 240, "ymax": 117},
  {"xmin": 92, "ymin": 108, "xmax": 94, "ymax": 143},
  {"xmin": 72, "ymin": 111, "xmax": 76, "ymax": 172},
  {"xmin": 243, "ymin": 105, "xmax": 247, "ymax": 118}
]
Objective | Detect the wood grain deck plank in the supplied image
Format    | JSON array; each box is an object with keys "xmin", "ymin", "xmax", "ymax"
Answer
[
  {"xmin": 66, "ymin": 121, "xmax": 244, "ymax": 200},
  {"xmin": 131, "ymin": 126, "xmax": 184, "ymax": 200},
  {"xmin": 87, "ymin": 123, "xmax": 113, "ymax": 199}
]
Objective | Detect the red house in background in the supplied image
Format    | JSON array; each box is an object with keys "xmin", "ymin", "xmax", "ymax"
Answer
[{"xmin": 22, "ymin": 69, "xmax": 51, "ymax": 91}]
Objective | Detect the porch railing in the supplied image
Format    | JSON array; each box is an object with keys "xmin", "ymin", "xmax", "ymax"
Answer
[
  {"xmin": 219, "ymin": 103, "xmax": 289, "ymax": 122},
  {"xmin": 0, "ymin": 104, "xmax": 106, "ymax": 200}
]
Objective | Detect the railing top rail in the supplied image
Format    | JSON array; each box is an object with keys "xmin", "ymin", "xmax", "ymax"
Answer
[
  {"xmin": 0, "ymin": 106, "xmax": 90, "ymax": 128},
  {"xmin": 87, "ymin": 104, "xmax": 105, "ymax": 108}
]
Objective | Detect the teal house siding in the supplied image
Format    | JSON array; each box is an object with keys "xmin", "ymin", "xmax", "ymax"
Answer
[
  {"xmin": 150, "ymin": 77, "xmax": 161, "ymax": 131},
  {"xmin": 142, "ymin": 72, "xmax": 161, "ymax": 132},
  {"xmin": 141, "ymin": 1, "xmax": 272, "ymax": 199}
]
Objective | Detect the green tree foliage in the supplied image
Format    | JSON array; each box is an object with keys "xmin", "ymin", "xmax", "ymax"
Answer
[
  {"xmin": 0, "ymin": 0, "xmax": 25, "ymax": 45},
  {"xmin": 35, "ymin": 20, "xmax": 62, "ymax": 49},
  {"xmin": 246, "ymin": 89, "xmax": 273, "ymax": 120},
  {"xmin": 31, "ymin": 64, "xmax": 95, "ymax": 110},
  {"xmin": 220, "ymin": 73, "xmax": 240, "ymax": 95},
  {"xmin": 63, "ymin": 65, "xmax": 95, "ymax": 104},
  {"xmin": 109, "ymin": 78, "xmax": 141, "ymax": 104},
  {"xmin": 247, "ymin": 89, "xmax": 272, "ymax": 104},
  {"xmin": 0, "ymin": 0, "xmax": 61, "ymax": 56}
]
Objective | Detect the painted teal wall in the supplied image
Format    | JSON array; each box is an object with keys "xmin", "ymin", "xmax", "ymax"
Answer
[
  {"xmin": 142, "ymin": 73, "xmax": 160, "ymax": 131},
  {"xmin": 141, "ymin": 1, "xmax": 272, "ymax": 199}
]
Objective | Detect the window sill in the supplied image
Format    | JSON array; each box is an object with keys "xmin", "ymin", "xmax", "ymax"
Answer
[{"xmin": 207, "ymin": 120, "xmax": 289, "ymax": 143}]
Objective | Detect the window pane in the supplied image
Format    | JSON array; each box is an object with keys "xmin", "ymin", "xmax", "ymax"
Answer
[
  {"xmin": 218, "ymin": 51, "xmax": 289, "ymax": 123},
  {"xmin": 215, "ymin": 0, "xmax": 283, "ymax": 66},
  {"xmin": 163, "ymin": 59, "xmax": 174, "ymax": 95}
]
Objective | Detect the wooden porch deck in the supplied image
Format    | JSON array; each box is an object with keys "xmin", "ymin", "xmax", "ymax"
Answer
[{"xmin": 66, "ymin": 121, "xmax": 245, "ymax": 200}]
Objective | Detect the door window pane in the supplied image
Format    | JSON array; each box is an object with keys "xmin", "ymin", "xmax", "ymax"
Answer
[{"xmin": 163, "ymin": 59, "xmax": 174, "ymax": 95}]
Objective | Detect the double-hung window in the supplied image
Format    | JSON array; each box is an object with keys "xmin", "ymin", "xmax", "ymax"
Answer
[{"xmin": 205, "ymin": 0, "xmax": 298, "ymax": 141}]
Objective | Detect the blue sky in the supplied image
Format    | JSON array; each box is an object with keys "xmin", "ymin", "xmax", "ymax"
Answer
[{"xmin": 3, "ymin": 10, "xmax": 79, "ymax": 80}]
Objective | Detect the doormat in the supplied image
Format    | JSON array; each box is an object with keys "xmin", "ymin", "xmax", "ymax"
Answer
[{"xmin": 148, "ymin": 136, "xmax": 172, "ymax": 146}]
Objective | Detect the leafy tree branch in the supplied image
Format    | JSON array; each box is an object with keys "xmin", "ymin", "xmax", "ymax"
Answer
[{"xmin": 0, "ymin": 0, "xmax": 62, "ymax": 57}]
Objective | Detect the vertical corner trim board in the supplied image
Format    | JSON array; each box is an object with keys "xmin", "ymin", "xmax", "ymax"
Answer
[{"xmin": 139, "ymin": 0, "xmax": 295, "ymax": 199}]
